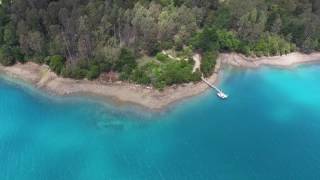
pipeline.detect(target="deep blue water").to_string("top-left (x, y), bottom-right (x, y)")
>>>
top-left (0, 65), bottom-right (320, 180)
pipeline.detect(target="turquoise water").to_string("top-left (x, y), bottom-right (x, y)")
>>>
top-left (1, 65), bottom-right (320, 180)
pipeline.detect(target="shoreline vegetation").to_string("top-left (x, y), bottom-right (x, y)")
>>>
top-left (1, 0), bottom-right (320, 109)
top-left (1, 52), bottom-right (320, 110)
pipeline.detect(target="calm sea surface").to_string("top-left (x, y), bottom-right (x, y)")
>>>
top-left (0, 65), bottom-right (320, 180)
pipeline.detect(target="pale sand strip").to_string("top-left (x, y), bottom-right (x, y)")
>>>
top-left (0, 52), bottom-right (320, 110)
top-left (219, 52), bottom-right (320, 68)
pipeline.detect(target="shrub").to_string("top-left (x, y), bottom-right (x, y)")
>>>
top-left (201, 52), bottom-right (217, 77)
top-left (48, 55), bottom-right (65, 75)
top-left (61, 67), bottom-right (73, 78)
top-left (156, 52), bottom-right (170, 62)
top-left (0, 46), bottom-right (15, 66)
top-left (11, 47), bottom-right (24, 63)
top-left (252, 34), bottom-right (294, 56)
top-left (216, 29), bottom-right (240, 51)
top-left (86, 65), bottom-right (100, 80)
top-left (161, 60), bottom-right (194, 85)
top-left (128, 58), bottom-right (200, 90)
top-left (238, 43), bottom-right (251, 56)
top-left (153, 80), bottom-right (166, 91)
top-left (131, 69), bottom-right (151, 85)
top-left (114, 48), bottom-right (137, 73)
top-left (191, 69), bottom-right (202, 82)
top-left (190, 27), bottom-right (220, 52)
top-left (99, 61), bottom-right (112, 72)
top-left (71, 67), bottom-right (88, 80)
top-left (160, 41), bottom-right (174, 50)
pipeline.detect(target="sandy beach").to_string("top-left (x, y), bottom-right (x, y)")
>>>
top-left (219, 52), bottom-right (320, 68)
top-left (1, 52), bottom-right (320, 110)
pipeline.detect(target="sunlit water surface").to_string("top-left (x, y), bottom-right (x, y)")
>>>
top-left (0, 65), bottom-right (320, 180)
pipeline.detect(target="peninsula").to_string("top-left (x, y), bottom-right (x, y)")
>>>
top-left (0, 0), bottom-right (320, 109)
top-left (1, 52), bottom-right (320, 110)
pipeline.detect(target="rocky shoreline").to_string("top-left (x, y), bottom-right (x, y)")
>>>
top-left (1, 52), bottom-right (320, 110)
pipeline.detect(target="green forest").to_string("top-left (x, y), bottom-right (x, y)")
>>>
top-left (0, 0), bottom-right (320, 88)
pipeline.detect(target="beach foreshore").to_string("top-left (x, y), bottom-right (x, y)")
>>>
top-left (1, 52), bottom-right (320, 110)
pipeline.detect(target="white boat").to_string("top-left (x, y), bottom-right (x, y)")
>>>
top-left (201, 77), bottom-right (229, 100)
top-left (217, 92), bottom-right (228, 99)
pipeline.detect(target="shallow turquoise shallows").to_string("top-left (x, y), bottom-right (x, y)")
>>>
top-left (1, 65), bottom-right (320, 180)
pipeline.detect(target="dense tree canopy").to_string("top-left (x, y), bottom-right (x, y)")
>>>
top-left (0, 0), bottom-right (319, 88)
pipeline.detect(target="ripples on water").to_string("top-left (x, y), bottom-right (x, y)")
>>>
top-left (0, 65), bottom-right (320, 180)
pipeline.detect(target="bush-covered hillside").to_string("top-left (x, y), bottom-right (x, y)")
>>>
top-left (0, 0), bottom-right (319, 87)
